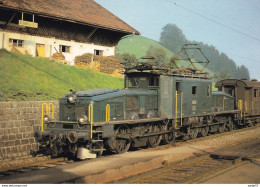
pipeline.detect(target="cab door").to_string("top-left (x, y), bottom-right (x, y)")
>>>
top-left (175, 81), bottom-right (182, 119)
top-left (159, 75), bottom-right (173, 118)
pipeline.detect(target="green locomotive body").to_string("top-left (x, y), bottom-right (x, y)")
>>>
top-left (37, 64), bottom-right (241, 159)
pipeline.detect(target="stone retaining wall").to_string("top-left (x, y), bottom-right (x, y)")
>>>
top-left (0, 101), bottom-right (59, 160)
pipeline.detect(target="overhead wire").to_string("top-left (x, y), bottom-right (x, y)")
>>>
top-left (225, 52), bottom-right (260, 63)
top-left (176, 0), bottom-right (259, 36)
top-left (124, 1), bottom-right (260, 64)
top-left (164, 0), bottom-right (260, 42)
top-left (247, 0), bottom-right (260, 11)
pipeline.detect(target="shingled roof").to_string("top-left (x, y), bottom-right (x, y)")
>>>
top-left (0, 0), bottom-right (140, 35)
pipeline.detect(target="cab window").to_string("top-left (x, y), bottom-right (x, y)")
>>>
top-left (129, 78), bottom-right (139, 87)
top-left (192, 86), bottom-right (197, 96)
top-left (176, 82), bottom-right (180, 94)
top-left (149, 77), bottom-right (159, 87)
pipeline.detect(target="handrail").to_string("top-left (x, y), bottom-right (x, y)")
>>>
top-left (106, 104), bottom-right (110, 122)
top-left (41, 102), bottom-right (54, 132)
top-left (49, 103), bottom-right (54, 120)
top-left (41, 103), bottom-right (48, 132)
top-left (181, 92), bottom-right (183, 127)
top-left (88, 104), bottom-right (93, 139)
top-left (238, 100), bottom-right (243, 118)
top-left (175, 91), bottom-right (178, 128)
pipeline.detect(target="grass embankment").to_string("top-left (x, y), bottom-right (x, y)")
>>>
top-left (0, 50), bottom-right (123, 101)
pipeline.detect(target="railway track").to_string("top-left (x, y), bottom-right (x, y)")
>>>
top-left (0, 125), bottom-right (258, 182)
top-left (113, 138), bottom-right (260, 184)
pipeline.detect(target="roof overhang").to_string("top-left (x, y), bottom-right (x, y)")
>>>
top-left (0, 0), bottom-right (140, 35)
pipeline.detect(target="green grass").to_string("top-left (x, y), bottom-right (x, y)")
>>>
top-left (0, 50), bottom-right (123, 101)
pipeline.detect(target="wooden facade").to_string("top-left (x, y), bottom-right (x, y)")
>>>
top-left (0, 8), bottom-right (127, 47)
top-left (0, 1), bottom-right (139, 60)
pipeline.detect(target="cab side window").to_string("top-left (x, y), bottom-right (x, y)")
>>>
top-left (129, 78), bottom-right (139, 87)
top-left (149, 77), bottom-right (159, 87)
top-left (192, 86), bottom-right (197, 96)
top-left (176, 82), bottom-right (180, 94)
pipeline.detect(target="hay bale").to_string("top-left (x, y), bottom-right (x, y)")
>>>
top-left (52, 52), bottom-right (65, 60)
top-left (75, 53), bottom-right (123, 76)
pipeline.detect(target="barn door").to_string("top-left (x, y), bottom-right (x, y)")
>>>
top-left (36, 44), bottom-right (46, 57)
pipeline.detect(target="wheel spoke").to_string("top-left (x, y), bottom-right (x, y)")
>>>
top-left (114, 125), bottom-right (131, 154)
top-left (163, 121), bottom-right (175, 144)
top-left (189, 128), bottom-right (198, 139)
top-left (199, 126), bottom-right (209, 137)
top-left (147, 124), bottom-right (162, 148)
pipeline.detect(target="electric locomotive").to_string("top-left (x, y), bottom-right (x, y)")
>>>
top-left (36, 58), bottom-right (240, 159)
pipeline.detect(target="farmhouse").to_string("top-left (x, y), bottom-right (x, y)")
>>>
top-left (0, 0), bottom-right (140, 63)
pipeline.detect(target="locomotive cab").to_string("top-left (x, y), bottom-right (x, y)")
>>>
top-left (125, 72), bottom-right (160, 90)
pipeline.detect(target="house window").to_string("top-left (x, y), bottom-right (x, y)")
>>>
top-left (9, 39), bottom-right (23, 47)
top-left (192, 86), bottom-right (197, 96)
top-left (59, 45), bottom-right (70, 53)
top-left (94, 49), bottom-right (103, 56)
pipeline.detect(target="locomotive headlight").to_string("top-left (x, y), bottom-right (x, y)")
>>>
top-left (43, 114), bottom-right (51, 123)
top-left (67, 94), bottom-right (77, 103)
top-left (77, 115), bottom-right (88, 125)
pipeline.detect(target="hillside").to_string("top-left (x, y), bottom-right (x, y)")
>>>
top-left (116, 35), bottom-right (214, 76)
top-left (0, 50), bottom-right (123, 101)
top-left (116, 35), bottom-right (174, 59)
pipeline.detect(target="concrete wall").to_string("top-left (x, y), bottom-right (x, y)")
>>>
top-left (0, 31), bottom-right (115, 64)
top-left (0, 101), bottom-right (59, 160)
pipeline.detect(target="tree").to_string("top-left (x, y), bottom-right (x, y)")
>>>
top-left (233, 65), bottom-right (250, 80)
top-left (213, 70), bottom-right (231, 82)
top-left (159, 24), bottom-right (188, 54)
top-left (116, 53), bottom-right (138, 68)
top-left (146, 45), bottom-right (167, 65)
